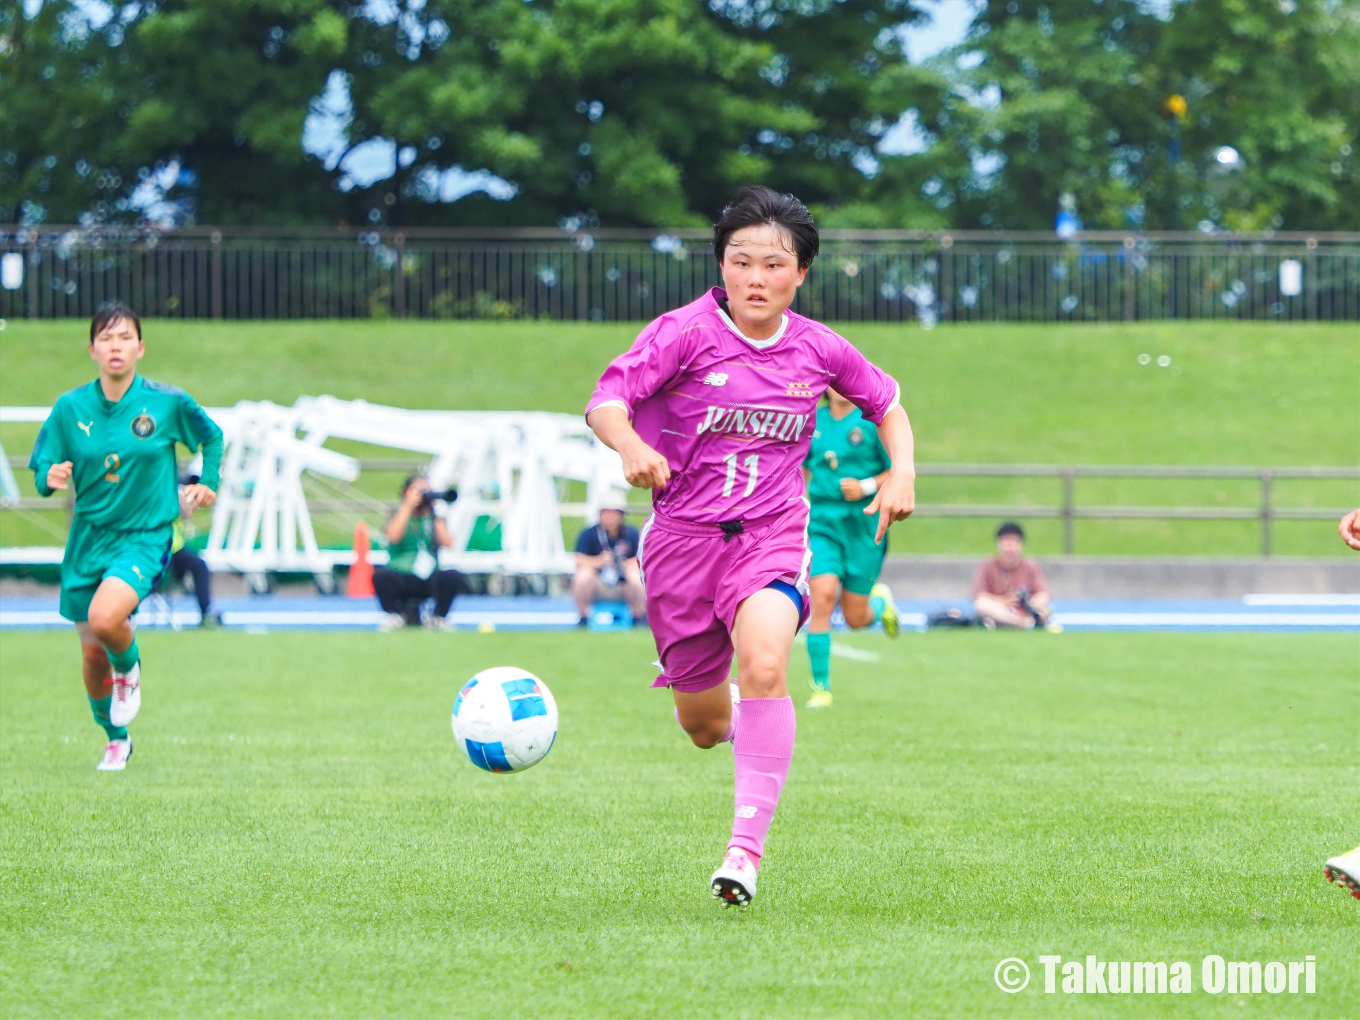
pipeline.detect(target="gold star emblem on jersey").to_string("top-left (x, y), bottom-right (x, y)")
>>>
top-left (786, 381), bottom-right (815, 397)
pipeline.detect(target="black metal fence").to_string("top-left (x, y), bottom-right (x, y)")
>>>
top-left (2, 225), bottom-right (1357, 322)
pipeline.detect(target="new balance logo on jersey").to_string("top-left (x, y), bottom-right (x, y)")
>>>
top-left (77, 421), bottom-right (93, 437)
top-left (695, 405), bottom-right (811, 442)
top-left (736, 805), bottom-right (758, 818)
top-left (702, 372), bottom-right (729, 386)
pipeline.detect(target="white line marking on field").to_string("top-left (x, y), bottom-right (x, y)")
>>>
top-left (831, 644), bottom-right (881, 662)
top-left (1054, 612), bottom-right (1360, 627)
top-left (1242, 593), bottom-right (1360, 606)
top-left (795, 633), bottom-right (881, 662)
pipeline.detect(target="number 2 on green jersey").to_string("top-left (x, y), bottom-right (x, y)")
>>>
top-left (721, 453), bottom-right (760, 498)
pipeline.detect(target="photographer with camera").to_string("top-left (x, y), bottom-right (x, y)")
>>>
top-left (572, 491), bottom-right (645, 627)
top-left (973, 522), bottom-right (1054, 630)
top-left (374, 474), bottom-right (463, 631)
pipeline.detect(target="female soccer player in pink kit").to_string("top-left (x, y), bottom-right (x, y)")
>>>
top-left (585, 186), bottom-right (917, 906)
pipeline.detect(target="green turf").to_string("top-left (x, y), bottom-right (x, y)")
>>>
top-left (2, 319), bottom-right (1356, 557)
top-left (1, 629), bottom-right (1356, 1017)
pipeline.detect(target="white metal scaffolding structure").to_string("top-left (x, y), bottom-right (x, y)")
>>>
top-left (208, 396), bottom-right (627, 578)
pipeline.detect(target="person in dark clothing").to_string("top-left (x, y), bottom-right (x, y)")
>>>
top-left (170, 465), bottom-right (220, 627)
top-left (170, 543), bottom-right (218, 627)
top-left (374, 474), bottom-right (464, 630)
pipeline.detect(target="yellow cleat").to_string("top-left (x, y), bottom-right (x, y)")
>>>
top-left (806, 689), bottom-right (833, 709)
top-left (871, 582), bottom-right (900, 638)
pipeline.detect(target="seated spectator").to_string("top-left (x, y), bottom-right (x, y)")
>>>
top-left (375, 474), bottom-right (464, 631)
top-left (973, 522), bottom-right (1053, 629)
top-left (572, 493), bottom-right (645, 627)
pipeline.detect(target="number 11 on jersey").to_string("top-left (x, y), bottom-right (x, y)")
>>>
top-left (721, 453), bottom-right (760, 498)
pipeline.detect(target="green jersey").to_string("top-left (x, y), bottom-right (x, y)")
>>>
top-left (803, 405), bottom-right (890, 517)
top-left (385, 513), bottom-right (438, 574)
top-left (29, 375), bottom-right (223, 532)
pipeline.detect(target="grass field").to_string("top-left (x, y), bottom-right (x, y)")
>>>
top-left (1, 628), bottom-right (1357, 1017)
top-left (1, 319), bottom-right (1357, 557)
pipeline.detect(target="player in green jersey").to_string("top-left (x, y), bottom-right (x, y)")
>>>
top-left (801, 389), bottom-right (903, 708)
top-left (28, 304), bottom-right (223, 771)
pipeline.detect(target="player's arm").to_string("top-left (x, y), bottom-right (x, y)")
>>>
top-left (866, 406), bottom-right (917, 540)
top-left (828, 338), bottom-right (915, 541)
top-left (587, 406), bottom-right (671, 489)
top-left (585, 322), bottom-right (687, 490)
top-left (28, 406), bottom-right (71, 497)
top-left (177, 393), bottom-right (224, 510)
top-left (839, 467), bottom-right (894, 502)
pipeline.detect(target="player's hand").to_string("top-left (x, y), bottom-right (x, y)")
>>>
top-left (47, 461), bottom-right (73, 491)
top-left (182, 483), bottom-right (216, 510)
top-left (864, 469), bottom-right (915, 543)
top-left (839, 478), bottom-right (864, 501)
top-left (1340, 509), bottom-right (1360, 551)
top-left (619, 437), bottom-right (671, 490)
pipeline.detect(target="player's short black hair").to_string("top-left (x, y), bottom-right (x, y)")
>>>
top-left (713, 185), bottom-right (819, 269)
top-left (90, 302), bottom-right (141, 344)
top-left (996, 522), bottom-right (1025, 540)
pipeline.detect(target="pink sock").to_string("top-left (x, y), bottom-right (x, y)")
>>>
top-left (721, 703), bottom-right (739, 744)
top-left (728, 696), bottom-right (796, 861)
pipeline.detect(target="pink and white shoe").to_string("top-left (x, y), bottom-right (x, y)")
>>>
top-left (711, 847), bottom-right (758, 908)
top-left (109, 661), bottom-right (141, 727)
top-left (96, 738), bottom-right (133, 772)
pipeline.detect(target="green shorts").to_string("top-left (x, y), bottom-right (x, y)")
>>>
top-left (808, 510), bottom-right (887, 595)
top-left (59, 518), bottom-right (174, 622)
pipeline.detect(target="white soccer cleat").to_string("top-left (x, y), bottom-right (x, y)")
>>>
top-left (711, 847), bottom-right (758, 908)
top-left (1325, 846), bottom-right (1360, 900)
top-left (109, 661), bottom-right (141, 727)
top-left (96, 738), bottom-right (133, 771)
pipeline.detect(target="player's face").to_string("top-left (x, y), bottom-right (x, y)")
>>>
top-left (89, 317), bottom-right (144, 378)
top-left (720, 224), bottom-right (808, 334)
top-left (826, 388), bottom-right (855, 417)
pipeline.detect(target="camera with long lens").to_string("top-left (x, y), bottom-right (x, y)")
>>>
top-left (418, 487), bottom-right (458, 508)
top-left (1015, 587), bottom-right (1045, 625)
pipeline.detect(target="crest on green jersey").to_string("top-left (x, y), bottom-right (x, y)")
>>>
top-left (848, 427), bottom-right (864, 446)
top-left (130, 410), bottom-right (156, 439)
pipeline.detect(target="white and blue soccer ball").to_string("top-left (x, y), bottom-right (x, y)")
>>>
top-left (451, 666), bottom-right (558, 773)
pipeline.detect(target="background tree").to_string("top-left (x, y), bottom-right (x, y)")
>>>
top-left (0, 0), bottom-right (359, 225)
top-left (919, 0), bottom-right (1360, 231)
top-left (3, 0), bottom-right (1356, 230)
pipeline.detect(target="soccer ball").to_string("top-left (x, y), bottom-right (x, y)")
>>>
top-left (451, 666), bottom-right (558, 773)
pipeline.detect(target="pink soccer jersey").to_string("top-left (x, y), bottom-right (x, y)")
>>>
top-left (586, 287), bottom-right (901, 524)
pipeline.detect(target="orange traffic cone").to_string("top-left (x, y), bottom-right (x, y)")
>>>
top-left (347, 521), bottom-right (375, 598)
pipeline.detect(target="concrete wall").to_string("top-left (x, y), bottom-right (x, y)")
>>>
top-left (880, 556), bottom-right (1360, 600)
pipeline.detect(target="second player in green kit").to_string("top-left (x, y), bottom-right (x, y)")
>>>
top-left (28, 304), bottom-right (223, 771)
top-left (802, 388), bottom-right (902, 708)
